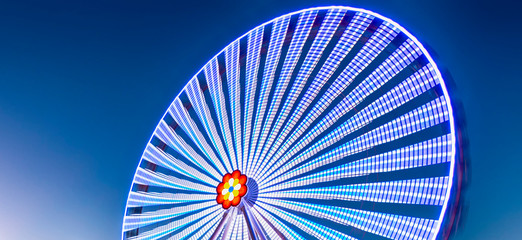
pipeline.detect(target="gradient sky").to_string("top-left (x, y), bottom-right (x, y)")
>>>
top-left (0, 0), bottom-right (521, 239)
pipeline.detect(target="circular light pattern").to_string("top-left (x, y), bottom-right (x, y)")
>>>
top-left (216, 170), bottom-right (248, 209)
top-left (122, 6), bottom-right (457, 240)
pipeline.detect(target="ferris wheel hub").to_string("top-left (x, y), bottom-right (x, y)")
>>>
top-left (216, 170), bottom-right (248, 209)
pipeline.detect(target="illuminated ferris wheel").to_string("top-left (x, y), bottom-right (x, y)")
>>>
top-left (122, 6), bottom-right (461, 240)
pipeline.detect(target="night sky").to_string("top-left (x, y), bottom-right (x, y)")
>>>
top-left (1, 0), bottom-right (521, 239)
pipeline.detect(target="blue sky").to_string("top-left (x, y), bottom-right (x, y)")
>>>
top-left (0, 0), bottom-right (521, 239)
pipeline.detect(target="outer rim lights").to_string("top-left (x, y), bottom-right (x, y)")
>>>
top-left (216, 170), bottom-right (248, 209)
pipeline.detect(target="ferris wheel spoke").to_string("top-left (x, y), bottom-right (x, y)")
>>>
top-left (264, 134), bottom-right (451, 192)
top-left (228, 213), bottom-right (251, 240)
top-left (253, 12), bottom-right (369, 167)
top-left (249, 9), bottom-right (327, 173)
top-left (197, 212), bottom-right (243, 240)
top-left (262, 196), bottom-right (442, 221)
top-left (262, 96), bottom-right (450, 188)
top-left (262, 197), bottom-right (439, 240)
top-left (260, 175), bottom-right (450, 207)
top-left (283, 121), bottom-right (450, 188)
top-left (256, 9), bottom-right (346, 174)
top-left (263, 164), bottom-right (452, 203)
top-left (185, 213), bottom-right (223, 240)
top-left (252, 13), bottom-right (373, 172)
top-left (126, 191), bottom-right (215, 208)
top-left (257, 31), bottom-right (422, 180)
top-left (256, 200), bottom-right (359, 240)
top-left (154, 121), bottom-right (224, 178)
top-left (278, 62), bottom-right (439, 172)
top-left (184, 79), bottom-right (233, 174)
top-left (166, 99), bottom-right (229, 176)
top-left (141, 146), bottom-right (218, 189)
top-left (205, 211), bottom-right (238, 240)
top-left (259, 198), bottom-right (386, 240)
top-left (224, 40), bottom-right (244, 172)
top-left (126, 205), bottom-right (223, 240)
top-left (130, 174), bottom-right (211, 195)
top-left (124, 201), bottom-right (217, 231)
top-left (125, 201), bottom-right (215, 230)
top-left (242, 204), bottom-right (270, 240)
top-left (250, 206), bottom-right (288, 239)
top-left (242, 26), bottom-right (264, 176)
top-left (251, 205), bottom-right (306, 240)
top-left (259, 36), bottom-right (419, 179)
top-left (247, 9), bottom-right (324, 168)
top-left (251, 9), bottom-right (350, 171)
top-left (254, 17), bottom-right (390, 177)
top-left (248, 16), bottom-right (291, 176)
top-left (208, 208), bottom-right (236, 240)
top-left (204, 57), bottom-right (238, 171)
top-left (142, 143), bottom-right (218, 183)
top-left (283, 96), bottom-right (449, 180)
top-left (241, 202), bottom-right (291, 240)
top-left (221, 212), bottom-right (242, 240)
top-left (253, 16), bottom-right (368, 177)
top-left (249, 14), bottom-right (302, 174)
top-left (252, 10), bottom-right (319, 176)
top-left (257, 17), bottom-right (397, 178)
top-left (133, 167), bottom-right (215, 193)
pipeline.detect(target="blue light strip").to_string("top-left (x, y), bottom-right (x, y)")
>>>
top-left (167, 99), bottom-right (225, 175)
top-left (205, 57), bottom-right (237, 171)
top-left (248, 15), bottom-right (291, 175)
top-left (252, 10), bottom-right (318, 177)
top-left (256, 9), bottom-right (348, 177)
top-left (258, 20), bottom-right (403, 181)
top-left (225, 40), bottom-right (243, 173)
top-left (242, 26), bottom-right (264, 174)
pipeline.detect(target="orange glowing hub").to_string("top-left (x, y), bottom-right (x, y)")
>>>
top-left (216, 170), bottom-right (247, 209)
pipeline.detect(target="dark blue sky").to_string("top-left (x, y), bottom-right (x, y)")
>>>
top-left (0, 0), bottom-right (520, 239)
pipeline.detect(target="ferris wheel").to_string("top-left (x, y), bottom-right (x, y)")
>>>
top-left (122, 6), bottom-right (460, 240)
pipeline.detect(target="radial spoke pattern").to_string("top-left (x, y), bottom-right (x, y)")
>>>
top-left (123, 6), bottom-right (456, 240)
